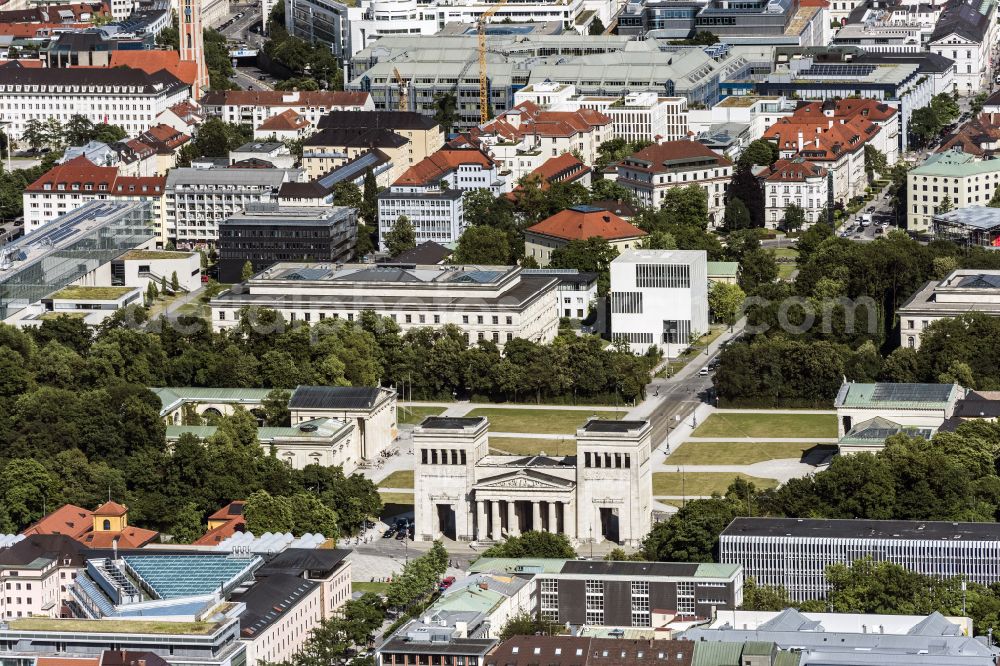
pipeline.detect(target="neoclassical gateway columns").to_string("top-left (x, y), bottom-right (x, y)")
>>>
top-left (412, 416), bottom-right (652, 547)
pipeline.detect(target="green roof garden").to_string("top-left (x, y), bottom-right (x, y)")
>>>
top-left (8, 618), bottom-right (219, 635)
top-left (49, 286), bottom-right (137, 301)
top-left (121, 249), bottom-right (197, 261)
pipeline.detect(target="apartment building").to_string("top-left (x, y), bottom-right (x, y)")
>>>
top-left (315, 110), bottom-right (443, 166)
top-left (200, 90), bottom-right (373, 128)
top-left (907, 149), bottom-right (1000, 234)
top-left (514, 82), bottom-right (690, 144)
top-left (616, 141), bottom-right (732, 225)
top-left (762, 157), bottom-right (829, 228)
top-left (165, 168), bottom-right (304, 247)
top-left (302, 127), bottom-right (409, 181)
top-left (209, 263), bottom-right (560, 347)
top-left (721, 517), bottom-right (1000, 601)
top-left (475, 101), bottom-right (611, 175)
top-left (0, 63), bottom-right (190, 142)
top-left (23, 156), bottom-right (166, 236)
top-left (929, 0), bottom-right (997, 96)
top-left (377, 147), bottom-right (507, 248)
top-left (0, 534), bottom-right (86, 619)
top-left (609, 250), bottom-right (709, 357)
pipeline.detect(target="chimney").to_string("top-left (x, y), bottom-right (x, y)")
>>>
top-left (797, 131), bottom-right (804, 152)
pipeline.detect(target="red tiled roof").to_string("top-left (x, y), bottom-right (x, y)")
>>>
top-left (166, 100), bottom-right (203, 125)
top-left (82, 527), bottom-right (158, 549)
top-left (505, 154), bottom-right (591, 202)
top-left (622, 140), bottom-right (733, 173)
top-left (38, 658), bottom-right (100, 666)
top-left (258, 109), bottom-right (310, 132)
top-left (22, 504), bottom-right (92, 538)
top-left (25, 155), bottom-right (117, 193)
top-left (763, 116), bottom-right (878, 161)
top-left (208, 500), bottom-right (246, 521)
top-left (108, 50), bottom-right (198, 87)
top-left (394, 147), bottom-right (494, 186)
top-left (0, 22), bottom-right (86, 36)
top-left (94, 501), bottom-right (128, 517)
top-left (764, 157), bottom-right (828, 181)
top-left (202, 89), bottom-right (370, 108)
top-left (526, 206), bottom-right (647, 242)
top-left (478, 101), bottom-right (611, 141)
top-left (26, 156), bottom-right (167, 196)
top-left (111, 176), bottom-right (165, 195)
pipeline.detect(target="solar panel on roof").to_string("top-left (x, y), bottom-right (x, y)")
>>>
top-left (801, 64), bottom-right (877, 78)
top-left (871, 383), bottom-right (952, 403)
top-left (123, 554), bottom-right (260, 599)
top-left (317, 151), bottom-right (382, 189)
top-left (452, 270), bottom-right (503, 283)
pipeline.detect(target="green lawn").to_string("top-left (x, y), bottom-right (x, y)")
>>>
top-left (778, 263), bottom-right (797, 280)
top-left (666, 441), bottom-right (817, 465)
top-left (9, 618), bottom-right (215, 634)
top-left (692, 413), bottom-right (837, 439)
top-left (377, 470), bottom-right (414, 489)
top-left (771, 248), bottom-right (799, 260)
top-left (652, 472), bottom-right (778, 496)
top-left (398, 405), bottom-right (445, 426)
top-left (353, 581), bottom-right (390, 595)
top-left (378, 491), bottom-right (414, 507)
top-left (464, 408), bottom-right (623, 434)
top-left (51, 285), bottom-right (136, 300)
top-left (489, 437), bottom-right (577, 456)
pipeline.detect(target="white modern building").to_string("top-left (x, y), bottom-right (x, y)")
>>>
top-left (413, 416), bottom-right (652, 547)
top-left (209, 263), bottom-right (560, 347)
top-left (834, 381), bottom-right (963, 439)
top-left (898, 270), bottom-right (1000, 349)
top-left (165, 167), bottom-right (305, 247)
top-left (0, 63), bottom-right (190, 142)
top-left (609, 250), bottom-right (709, 357)
top-left (721, 517), bottom-right (1000, 601)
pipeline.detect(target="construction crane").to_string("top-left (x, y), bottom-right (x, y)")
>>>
top-left (478, 0), bottom-right (510, 124)
top-left (393, 67), bottom-right (409, 111)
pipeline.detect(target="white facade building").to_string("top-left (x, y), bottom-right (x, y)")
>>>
top-left (413, 416), bottom-right (652, 547)
top-left (514, 83), bottom-right (689, 144)
top-left (164, 167), bottom-right (304, 246)
top-left (0, 64), bottom-right (190, 142)
top-left (377, 147), bottom-right (508, 249)
top-left (721, 516), bottom-right (1000, 601)
top-left (898, 270), bottom-right (1000, 349)
top-left (906, 149), bottom-right (1000, 234)
top-left (616, 140), bottom-right (733, 225)
top-left (928, 0), bottom-right (997, 96)
top-left (762, 157), bottom-right (830, 228)
top-left (209, 263), bottom-right (560, 348)
top-left (609, 250), bottom-right (709, 357)
top-left (200, 89), bottom-right (373, 128)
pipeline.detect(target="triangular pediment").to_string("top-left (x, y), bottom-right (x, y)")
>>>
top-left (474, 469), bottom-right (574, 491)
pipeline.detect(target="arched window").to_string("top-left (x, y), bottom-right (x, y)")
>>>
top-left (102, 519), bottom-right (111, 530)
top-left (907, 336), bottom-right (915, 348)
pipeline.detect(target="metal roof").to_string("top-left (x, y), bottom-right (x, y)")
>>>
top-left (835, 382), bottom-right (962, 410)
top-left (288, 385), bottom-right (384, 410)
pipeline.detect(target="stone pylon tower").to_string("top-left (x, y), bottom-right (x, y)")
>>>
top-left (179, 0), bottom-right (209, 99)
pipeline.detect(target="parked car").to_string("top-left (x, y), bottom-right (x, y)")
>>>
top-left (395, 530), bottom-right (407, 540)
top-left (439, 576), bottom-right (456, 591)
top-left (382, 528), bottom-right (395, 538)
top-left (698, 366), bottom-right (709, 377)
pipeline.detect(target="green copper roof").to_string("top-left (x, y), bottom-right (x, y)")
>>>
top-left (166, 418), bottom-right (349, 442)
top-left (692, 641), bottom-right (743, 666)
top-left (153, 387), bottom-right (277, 416)
top-left (774, 652), bottom-right (802, 666)
top-left (468, 558), bottom-right (568, 574)
top-left (694, 563), bottom-right (742, 578)
top-left (707, 261), bottom-right (739, 278)
top-left (741, 642), bottom-right (775, 656)
top-left (910, 149), bottom-right (1000, 178)
top-left (838, 416), bottom-right (934, 446)
top-left (431, 587), bottom-right (506, 615)
top-left (834, 382), bottom-right (961, 410)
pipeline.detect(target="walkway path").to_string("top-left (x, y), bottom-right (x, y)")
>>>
top-left (684, 437), bottom-right (838, 443)
top-left (655, 459), bottom-right (817, 483)
top-left (713, 408), bottom-right (836, 415)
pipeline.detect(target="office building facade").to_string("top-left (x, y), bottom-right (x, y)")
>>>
top-left (721, 517), bottom-right (1000, 601)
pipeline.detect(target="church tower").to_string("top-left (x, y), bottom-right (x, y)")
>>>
top-left (179, 0), bottom-right (209, 99)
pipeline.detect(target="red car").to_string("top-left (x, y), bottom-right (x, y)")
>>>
top-left (439, 576), bottom-right (455, 591)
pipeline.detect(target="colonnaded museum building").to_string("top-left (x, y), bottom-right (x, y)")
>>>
top-left (413, 416), bottom-right (653, 547)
